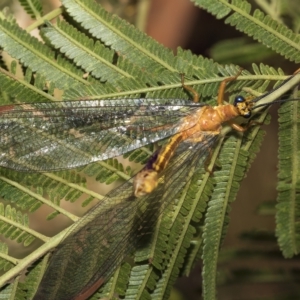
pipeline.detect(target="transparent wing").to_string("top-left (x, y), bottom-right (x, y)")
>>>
top-left (33, 130), bottom-right (218, 300)
top-left (0, 99), bottom-right (202, 171)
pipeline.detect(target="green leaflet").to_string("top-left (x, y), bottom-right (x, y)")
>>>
top-left (42, 20), bottom-right (139, 84)
top-left (61, 0), bottom-right (178, 84)
top-left (276, 92), bottom-right (300, 257)
top-left (0, 16), bottom-right (87, 89)
top-left (0, 242), bottom-right (15, 272)
top-left (19, 0), bottom-right (42, 20)
top-left (202, 120), bottom-right (267, 300)
top-left (191, 0), bottom-right (300, 63)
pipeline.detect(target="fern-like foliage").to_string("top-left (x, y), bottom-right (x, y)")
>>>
top-left (276, 90), bottom-right (300, 258)
top-left (0, 0), bottom-right (298, 300)
top-left (192, 0), bottom-right (300, 62)
top-left (19, 0), bottom-right (42, 20)
top-left (0, 14), bottom-right (87, 90)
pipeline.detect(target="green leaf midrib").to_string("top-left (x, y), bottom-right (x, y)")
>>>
top-left (287, 98), bottom-right (299, 253)
top-left (0, 67), bottom-right (57, 102)
top-left (0, 227), bottom-right (69, 287)
top-left (66, 73), bottom-right (291, 100)
top-left (0, 176), bottom-right (77, 221)
top-left (202, 136), bottom-right (243, 300)
top-left (50, 21), bottom-right (133, 79)
top-left (69, 0), bottom-right (177, 72)
top-left (0, 250), bottom-right (19, 265)
top-left (0, 19), bottom-right (88, 85)
top-left (223, 0), bottom-right (300, 51)
top-left (157, 169), bottom-right (211, 298)
top-left (0, 212), bottom-right (48, 242)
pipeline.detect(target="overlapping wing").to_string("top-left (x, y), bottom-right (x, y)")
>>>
top-left (0, 99), bottom-right (201, 171)
top-left (33, 130), bottom-right (218, 300)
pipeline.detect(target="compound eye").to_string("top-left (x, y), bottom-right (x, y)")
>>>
top-left (234, 95), bottom-right (245, 106)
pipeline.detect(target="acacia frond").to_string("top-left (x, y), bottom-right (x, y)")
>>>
top-left (19, 0), bottom-right (42, 20)
top-left (276, 93), bottom-right (300, 257)
top-left (192, 0), bottom-right (300, 62)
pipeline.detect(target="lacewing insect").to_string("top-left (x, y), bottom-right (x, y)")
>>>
top-left (1, 70), bottom-right (299, 300)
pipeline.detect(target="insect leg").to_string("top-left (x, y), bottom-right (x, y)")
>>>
top-left (180, 69), bottom-right (243, 104)
top-left (229, 120), bottom-right (264, 132)
top-left (293, 68), bottom-right (300, 75)
top-left (217, 68), bottom-right (243, 105)
top-left (180, 74), bottom-right (200, 103)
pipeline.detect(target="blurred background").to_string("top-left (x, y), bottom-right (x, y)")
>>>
top-left (1, 0), bottom-right (300, 299)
